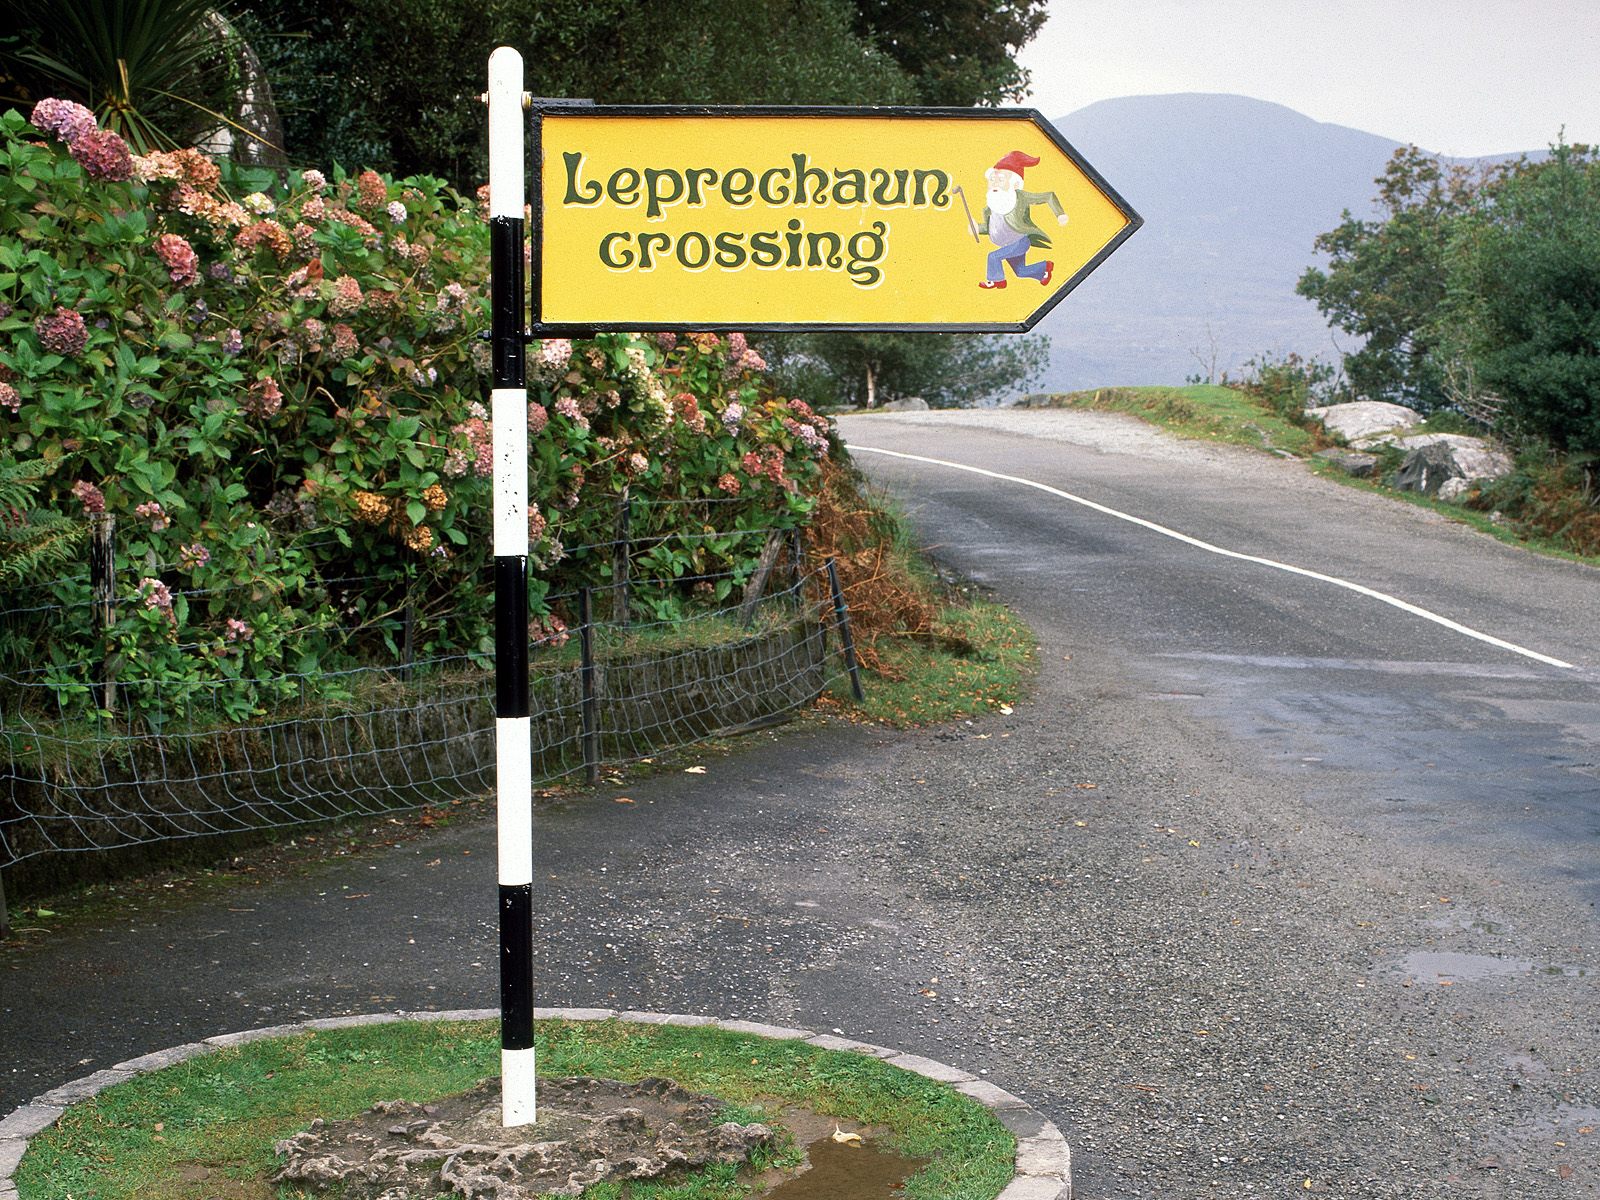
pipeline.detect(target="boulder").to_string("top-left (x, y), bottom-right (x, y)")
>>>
top-left (1312, 447), bottom-right (1379, 478)
top-left (1393, 434), bottom-right (1514, 499)
top-left (879, 396), bottom-right (930, 412)
top-left (1306, 401), bottom-right (1422, 443)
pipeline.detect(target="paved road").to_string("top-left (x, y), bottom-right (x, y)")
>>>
top-left (4, 409), bottom-right (1598, 1198)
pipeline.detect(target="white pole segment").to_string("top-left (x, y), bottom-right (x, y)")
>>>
top-left (491, 387), bottom-right (528, 556)
top-left (496, 716), bottom-right (534, 881)
top-left (488, 48), bottom-right (527, 220)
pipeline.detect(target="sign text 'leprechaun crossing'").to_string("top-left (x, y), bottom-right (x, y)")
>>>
top-left (535, 107), bottom-right (1141, 333)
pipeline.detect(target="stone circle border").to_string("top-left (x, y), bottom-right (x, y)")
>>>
top-left (0, 1008), bottom-right (1071, 1200)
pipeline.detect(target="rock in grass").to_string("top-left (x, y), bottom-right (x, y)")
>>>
top-left (1393, 435), bottom-right (1514, 499)
top-left (273, 1076), bottom-right (773, 1199)
top-left (1313, 447), bottom-right (1380, 478)
top-left (1306, 401), bottom-right (1422, 443)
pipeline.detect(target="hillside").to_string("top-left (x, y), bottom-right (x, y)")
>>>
top-left (1034, 93), bottom-right (1533, 393)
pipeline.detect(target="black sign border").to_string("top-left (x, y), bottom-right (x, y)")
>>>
top-left (529, 103), bottom-right (1143, 336)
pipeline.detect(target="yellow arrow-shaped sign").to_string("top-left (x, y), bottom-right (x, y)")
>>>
top-left (535, 106), bottom-right (1141, 332)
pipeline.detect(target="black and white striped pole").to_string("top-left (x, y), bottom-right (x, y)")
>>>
top-left (487, 45), bottom-right (535, 1128)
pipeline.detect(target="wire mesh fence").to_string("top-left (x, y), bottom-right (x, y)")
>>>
top-left (0, 519), bottom-right (854, 890)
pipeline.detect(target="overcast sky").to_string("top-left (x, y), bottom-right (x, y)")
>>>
top-left (1017, 0), bottom-right (1600, 157)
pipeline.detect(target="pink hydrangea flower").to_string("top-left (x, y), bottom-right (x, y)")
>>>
top-left (739, 348), bottom-right (767, 371)
top-left (30, 98), bottom-right (97, 144)
top-left (386, 200), bottom-right (407, 224)
top-left (356, 169), bottom-right (387, 209)
top-left (717, 472), bottom-right (741, 495)
top-left (528, 401), bottom-right (548, 435)
top-left (140, 577), bottom-right (174, 612)
top-left (179, 543), bottom-right (210, 571)
top-left (328, 275), bottom-right (363, 317)
top-left (727, 332), bottom-right (748, 358)
top-left (244, 377), bottom-right (283, 418)
top-left (225, 617), bottom-right (254, 642)
top-left (71, 480), bottom-right (106, 514)
top-left (627, 452), bottom-right (650, 476)
top-left (70, 129), bottom-right (134, 181)
top-left (36, 307), bottom-right (88, 357)
top-left (554, 395), bottom-right (582, 420)
top-left (721, 402), bottom-right (744, 432)
top-left (0, 381), bottom-right (20, 413)
top-left (154, 233), bottom-right (199, 287)
top-left (301, 168), bottom-right (327, 194)
top-left (536, 338), bottom-right (573, 371)
top-left (330, 324), bottom-right (359, 359)
top-left (135, 500), bottom-right (170, 531)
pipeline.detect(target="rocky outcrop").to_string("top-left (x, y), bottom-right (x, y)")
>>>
top-left (1306, 401), bottom-right (1422, 443)
top-left (1393, 435), bottom-right (1514, 500)
top-left (273, 1076), bottom-right (774, 1200)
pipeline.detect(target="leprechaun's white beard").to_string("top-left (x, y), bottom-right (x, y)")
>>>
top-left (987, 187), bottom-right (1019, 216)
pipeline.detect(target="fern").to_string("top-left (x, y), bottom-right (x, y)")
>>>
top-left (0, 459), bottom-right (84, 588)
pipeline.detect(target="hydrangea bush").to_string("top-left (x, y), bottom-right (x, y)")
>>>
top-left (0, 103), bottom-right (832, 725)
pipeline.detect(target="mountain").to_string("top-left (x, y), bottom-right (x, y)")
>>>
top-left (1033, 93), bottom-right (1525, 392)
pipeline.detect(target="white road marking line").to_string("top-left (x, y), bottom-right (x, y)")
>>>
top-left (851, 444), bottom-right (1576, 671)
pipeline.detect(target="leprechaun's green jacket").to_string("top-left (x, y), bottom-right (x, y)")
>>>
top-left (978, 190), bottom-right (1067, 249)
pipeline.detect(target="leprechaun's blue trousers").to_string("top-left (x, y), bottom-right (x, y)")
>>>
top-left (988, 235), bottom-right (1047, 283)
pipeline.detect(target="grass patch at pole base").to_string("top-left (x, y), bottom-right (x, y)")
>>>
top-left (16, 1018), bottom-right (1016, 1200)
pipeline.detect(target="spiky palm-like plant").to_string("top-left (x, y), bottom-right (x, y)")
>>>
top-left (0, 0), bottom-right (273, 154)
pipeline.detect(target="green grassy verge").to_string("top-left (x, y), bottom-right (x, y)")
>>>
top-left (829, 598), bottom-right (1036, 726)
top-left (17, 1019), bottom-right (1015, 1200)
top-left (1032, 386), bottom-right (1600, 566)
top-left (817, 467), bottom-right (1037, 727)
top-left (1030, 385), bottom-right (1323, 455)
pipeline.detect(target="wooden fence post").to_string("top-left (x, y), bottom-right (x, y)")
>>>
top-left (613, 488), bottom-right (631, 627)
top-left (90, 512), bottom-right (117, 714)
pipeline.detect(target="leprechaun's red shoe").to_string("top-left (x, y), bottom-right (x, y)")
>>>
top-left (979, 279), bottom-right (1006, 289)
top-left (1040, 260), bottom-right (1055, 286)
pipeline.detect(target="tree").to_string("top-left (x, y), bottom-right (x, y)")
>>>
top-left (1463, 143), bottom-right (1600, 455)
top-left (851, 0), bottom-right (1049, 106)
top-left (242, 0), bottom-right (917, 187)
top-left (764, 331), bottom-right (1047, 408)
top-left (1297, 147), bottom-right (1512, 411)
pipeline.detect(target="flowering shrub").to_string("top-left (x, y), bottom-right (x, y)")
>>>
top-left (0, 103), bottom-right (834, 725)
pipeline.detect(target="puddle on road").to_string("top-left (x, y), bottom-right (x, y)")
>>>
top-left (763, 1135), bottom-right (929, 1199)
top-left (1398, 951), bottom-right (1587, 982)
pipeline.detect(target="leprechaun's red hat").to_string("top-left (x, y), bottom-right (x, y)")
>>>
top-left (990, 150), bottom-right (1041, 183)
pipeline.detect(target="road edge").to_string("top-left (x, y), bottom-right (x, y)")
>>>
top-left (0, 1008), bottom-right (1071, 1200)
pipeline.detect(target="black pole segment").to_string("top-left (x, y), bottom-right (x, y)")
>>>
top-left (490, 215), bottom-right (525, 388)
top-left (499, 883), bottom-right (534, 1048)
top-left (826, 557), bottom-right (865, 702)
top-left (579, 587), bottom-right (599, 783)
top-left (495, 556), bottom-right (530, 719)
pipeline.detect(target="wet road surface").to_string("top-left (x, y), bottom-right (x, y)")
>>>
top-left (4, 409), bottom-right (1598, 1197)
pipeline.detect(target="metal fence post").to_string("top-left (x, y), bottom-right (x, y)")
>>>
top-left (825, 557), bottom-right (865, 701)
top-left (579, 586), bottom-right (600, 783)
top-left (90, 511), bottom-right (116, 714)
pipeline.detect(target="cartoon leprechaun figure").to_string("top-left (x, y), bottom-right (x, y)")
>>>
top-left (962, 150), bottom-right (1069, 289)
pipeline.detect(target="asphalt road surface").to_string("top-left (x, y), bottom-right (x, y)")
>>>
top-left (4, 408), bottom-right (1598, 1198)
